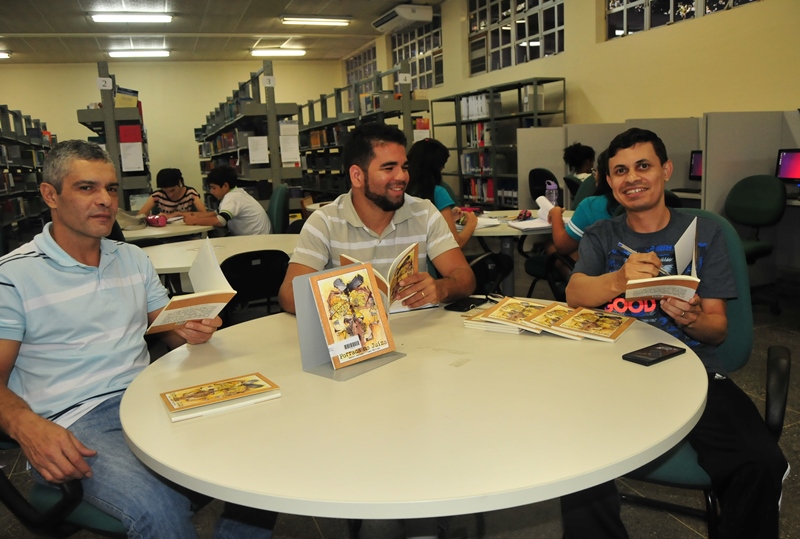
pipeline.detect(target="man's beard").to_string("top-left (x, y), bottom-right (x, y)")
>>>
top-left (364, 173), bottom-right (405, 211)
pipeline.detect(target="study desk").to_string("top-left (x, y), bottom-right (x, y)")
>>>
top-left (121, 307), bottom-right (707, 520)
top-left (141, 235), bottom-right (298, 275)
top-left (123, 223), bottom-right (215, 244)
top-left (473, 210), bottom-right (574, 295)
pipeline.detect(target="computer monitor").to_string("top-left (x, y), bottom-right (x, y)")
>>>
top-left (689, 150), bottom-right (702, 182)
top-left (775, 149), bottom-right (800, 184)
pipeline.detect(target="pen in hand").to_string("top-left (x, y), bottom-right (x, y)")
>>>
top-left (617, 242), bottom-right (670, 276)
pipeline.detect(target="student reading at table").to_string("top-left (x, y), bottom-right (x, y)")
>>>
top-left (0, 140), bottom-right (276, 538)
top-left (184, 165), bottom-right (271, 235)
top-left (560, 128), bottom-right (788, 539)
top-left (279, 123), bottom-right (474, 314)
top-left (136, 167), bottom-right (205, 218)
top-left (406, 137), bottom-right (478, 248)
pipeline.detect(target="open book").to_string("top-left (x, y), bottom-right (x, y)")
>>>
top-left (146, 239), bottom-right (236, 334)
top-left (507, 196), bottom-right (570, 232)
top-left (340, 243), bottom-right (423, 313)
top-left (309, 263), bottom-right (396, 370)
top-left (160, 373), bottom-right (280, 422)
top-left (625, 217), bottom-right (700, 302)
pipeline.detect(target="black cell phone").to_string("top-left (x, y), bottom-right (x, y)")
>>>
top-left (444, 296), bottom-right (488, 312)
top-left (622, 343), bottom-right (686, 366)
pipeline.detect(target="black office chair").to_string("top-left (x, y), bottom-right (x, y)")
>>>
top-left (220, 250), bottom-right (290, 325)
top-left (469, 252), bottom-right (514, 295)
top-left (287, 218), bottom-right (306, 234)
top-left (528, 168), bottom-right (563, 207)
top-left (0, 433), bottom-right (127, 538)
top-left (563, 175), bottom-right (582, 204)
top-left (620, 208), bottom-right (792, 537)
top-left (723, 174), bottom-right (785, 315)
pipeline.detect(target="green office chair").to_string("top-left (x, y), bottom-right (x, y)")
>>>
top-left (0, 434), bottom-right (127, 537)
top-left (723, 174), bottom-right (786, 315)
top-left (563, 175), bottom-right (582, 203)
top-left (267, 183), bottom-right (289, 234)
top-left (620, 208), bottom-right (792, 538)
top-left (571, 175), bottom-right (597, 209)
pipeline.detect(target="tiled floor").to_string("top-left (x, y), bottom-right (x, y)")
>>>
top-left (2, 243), bottom-right (799, 538)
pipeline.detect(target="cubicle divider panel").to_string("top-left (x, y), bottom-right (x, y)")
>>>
top-left (625, 118), bottom-right (700, 193)
top-left (516, 126), bottom-right (565, 210)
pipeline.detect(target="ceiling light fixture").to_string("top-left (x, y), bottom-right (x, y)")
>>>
top-left (251, 49), bottom-right (307, 57)
top-left (0, 52), bottom-right (11, 59)
top-left (92, 13), bottom-right (173, 23)
top-left (108, 50), bottom-right (170, 58)
top-left (280, 16), bottom-right (350, 26)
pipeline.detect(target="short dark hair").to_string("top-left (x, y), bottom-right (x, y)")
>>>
top-left (606, 128), bottom-right (669, 165)
top-left (156, 168), bottom-right (183, 188)
top-left (207, 165), bottom-right (238, 189)
top-left (43, 140), bottom-right (113, 194)
top-left (562, 142), bottom-right (595, 172)
top-left (342, 123), bottom-right (407, 172)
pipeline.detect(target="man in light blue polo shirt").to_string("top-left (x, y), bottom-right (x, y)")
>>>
top-left (279, 123), bottom-right (475, 313)
top-left (0, 140), bottom-right (274, 538)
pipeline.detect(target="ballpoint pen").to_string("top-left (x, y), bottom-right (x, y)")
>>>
top-left (617, 242), bottom-right (670, 276)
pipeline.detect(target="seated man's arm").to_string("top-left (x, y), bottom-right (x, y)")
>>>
top-left (148, 309), bottom-right (222, 351)
top-left (183, 211), bottom-right (225, 227)
top-left (278, 262), bottom-right (318, 314)
top-left (398, 247), bottom-right (475, 309)
top-left (0, 339), bottom-right (96, 483)
top-left (660, 296), bottom-right (728, 346)
top-left (567, 251), bottom-right (664, 308)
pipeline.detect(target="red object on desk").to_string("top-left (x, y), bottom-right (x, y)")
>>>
top-left (460, 206), bottom-right (483, 215)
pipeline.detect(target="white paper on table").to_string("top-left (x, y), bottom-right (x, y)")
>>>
top-left (457, 216), bottom-right (500, 231)
top-left (119, 142), bottom-right (144, 172)
top-left (248, 136), bottom-right (270, 164)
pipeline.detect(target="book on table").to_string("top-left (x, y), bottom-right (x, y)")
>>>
top-left (146, 239), bottom-right (236, 334)
top-left (309, 263), bottom-right (396, 370)
top-left (340, 243), bottom-right (427, 314)
top-left (463, 310), bottom-right (522, 334)
top-left (160, 373), bottom-right (281, 422)
top-left (551, 307), bottom-right (635, 343)
top-left (625, 217), bottom-right (700, 302)
top-left (474, 296), bottom-right (549, 333)
top-left (522, 303), bottom-right (583, 340)
top-left (506, 196), bottom-right (571, 232)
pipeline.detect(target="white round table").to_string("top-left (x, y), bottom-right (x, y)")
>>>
top-left (123, 223), bottom-right (215, 243)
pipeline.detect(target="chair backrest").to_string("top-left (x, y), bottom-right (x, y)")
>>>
top-left (528, 168), bottom-right (562, 206)
top-left (563, 175), bottom-right (582, 199)
top-left (300, 195), bottom-right (314, 219)
top-left (220, 250), bottom-right (290, 310)
top-left (664, 189), bottom-right (683, 208)
top-left (572, 176), bottom-right (597, 208)
top-left (440, 181), bottom-right (458, 205)
top-left (469, 252), bottom-right (514, 295)
top-left (287, 218), bottom-right (306, 234)
top-left (267, 183), bottom-right (289, 234)
top-left (678, 209), bottom-right (753, 373)
top-left (724, 175), bottom-right (786, 228)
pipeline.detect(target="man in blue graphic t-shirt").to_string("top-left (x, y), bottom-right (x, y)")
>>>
top-left (559, 128), bottom-right (788, 539)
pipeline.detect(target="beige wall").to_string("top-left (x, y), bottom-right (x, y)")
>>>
top-left (0, 60), bottom-right (343, 192)
top-left (432, 0), bottom-right (800, 124)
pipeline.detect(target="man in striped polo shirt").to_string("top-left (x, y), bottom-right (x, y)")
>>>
top-left (279, 123), bottom-right (475, 314)
top-left (0, 140), bottom-right (274, 537)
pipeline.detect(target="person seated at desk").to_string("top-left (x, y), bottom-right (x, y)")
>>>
top-left (560, 128), bottom-right (788, 539)
top-left (406, 137), bottom-right (478, 248)
top-left (0, 140), bottom-right (275, 538)
top-left (564, 142), bottom-right (596, 181)
top-left (183, 165), bottom-right (271, 235)
top-left (278, 123), bottom-right (475, 315)
top-left (136, 167), bottom-right (205, 218)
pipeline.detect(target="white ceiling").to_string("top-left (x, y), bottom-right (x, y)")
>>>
top-left (0, 0), bottom-right (441, 64)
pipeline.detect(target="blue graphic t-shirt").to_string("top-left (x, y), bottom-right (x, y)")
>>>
top-left (574, 210), bottom-right (736, 373)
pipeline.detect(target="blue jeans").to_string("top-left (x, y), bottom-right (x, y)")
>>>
top-left (32, 394), bottom-right (275, 539)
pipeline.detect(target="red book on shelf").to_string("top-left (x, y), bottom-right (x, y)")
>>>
top-left (118, 125), bottom-right (142, 143)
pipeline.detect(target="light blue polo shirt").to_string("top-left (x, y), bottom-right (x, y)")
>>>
top-left (0, 223), bottom-right (170, 422)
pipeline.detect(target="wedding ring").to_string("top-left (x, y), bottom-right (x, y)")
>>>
top-left (421, 291), bottom-right (425, 298)
top-left (681, 310), bottom-right (685, 317)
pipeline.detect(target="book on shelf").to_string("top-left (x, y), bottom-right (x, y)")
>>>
top-left (551, 307), bottom-right (635, 343)
top-left (308, 263), bottom-right (396, 369)
top-left (160, 372), bottom-right (281, 422)
top-left (146, 239), bottom-right (237, 334)
top-left (625, 217), bottom-right (700, 302)
top-left (340, 243), bottom-right (423, 314)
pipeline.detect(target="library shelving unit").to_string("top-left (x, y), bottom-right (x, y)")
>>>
top-left (0, 104), bottom-right (56, 255)
top-left (76, 62), bottom-right (151, 211)
top-left (431, 77), bottom-right (566, 209)
top-left (297, 61), bottom-right (428, 198)
top-left (194, 60), bottom-right (301, 210)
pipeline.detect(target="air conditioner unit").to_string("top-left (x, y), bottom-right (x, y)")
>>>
top-left (372, 4), bottom-right (433, 34)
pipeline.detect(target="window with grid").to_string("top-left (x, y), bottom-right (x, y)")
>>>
top-left (345, 46), bottom-right (377, 111)
top-left (391, 12), bottom-right (443, 91)
top-left (467, 0), bottom-right (565, 76)
top-left (607, 0), bottom-right (758, 40)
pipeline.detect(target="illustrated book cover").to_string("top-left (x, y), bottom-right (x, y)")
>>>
top-left (309, 263), bottom-right (396, 369)
top-left (340, 243), bottom-right (424, 313)
top-left (625, 217), bottom-right (700, 302)
top-left (463, 309), bottom-right (522, 334)
top-left (551, 307), bottom-right (635, 343)
top-left (522, 303), bottom-right (583, 340)
top-left (477, 296), bottom-right (549, 333)
top-left (160, 372), bottom-right (280, 422)
top-left (146, 239), bottom-right (236, 334)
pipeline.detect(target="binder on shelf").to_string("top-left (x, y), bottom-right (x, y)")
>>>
top-left (118, 124), bottom-right (143, 143)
